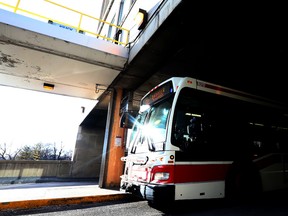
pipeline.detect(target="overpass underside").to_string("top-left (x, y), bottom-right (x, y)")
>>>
top-left (0, 9), bottom-right (128, 100)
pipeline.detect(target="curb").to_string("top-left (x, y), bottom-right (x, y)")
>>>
top-left (0, 193), bottom-right (131, 211)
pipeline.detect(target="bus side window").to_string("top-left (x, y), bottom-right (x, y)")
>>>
top-left (174, 110), bottom-right (187, 141)
top-left (187, 117), bottom-right (202, 142)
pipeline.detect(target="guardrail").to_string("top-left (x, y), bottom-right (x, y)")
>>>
top-left (0, 0), bottom-right (130, 46)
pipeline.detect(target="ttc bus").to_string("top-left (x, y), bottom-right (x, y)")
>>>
top-left (120, 77), bottom-right (288, 204)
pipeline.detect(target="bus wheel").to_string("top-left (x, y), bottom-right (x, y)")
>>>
top-left (225, 161), bottom-right (262, 201)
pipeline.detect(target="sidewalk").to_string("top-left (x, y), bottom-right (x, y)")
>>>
top-left (0, 182), bottom-right (132, 211)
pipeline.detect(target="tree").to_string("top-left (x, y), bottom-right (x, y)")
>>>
top-left (18, 145), bottom-right (33, 160)
top-left (1, 141), bottom-right (72, 161)
top-left (0, 143), bottom-right (21, 160)
top-left (16, 142), bottom-right (72, 161)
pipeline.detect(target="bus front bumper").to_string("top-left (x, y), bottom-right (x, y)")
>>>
top-left (124, 183), bottom-right (175, 203)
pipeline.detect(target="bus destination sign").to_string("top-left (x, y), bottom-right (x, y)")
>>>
top-left (141, 81), bottom-right (173, 106)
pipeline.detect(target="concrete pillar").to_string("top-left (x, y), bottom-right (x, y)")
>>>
top-left (72, 126), bottom-right (105, 179)
top-left (102, 88), bottom-right (125, 188)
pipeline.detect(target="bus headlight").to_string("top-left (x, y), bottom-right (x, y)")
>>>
top-left (153, 172), bottom-right (170, 181)
top-left (150, 165), bottom-right (173, 183)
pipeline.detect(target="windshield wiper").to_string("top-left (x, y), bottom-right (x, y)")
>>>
top-left (147, 136), bottom-right (155, 151)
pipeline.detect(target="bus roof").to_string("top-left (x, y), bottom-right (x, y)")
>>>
top-left (140, 77), bottom-right (287, 111)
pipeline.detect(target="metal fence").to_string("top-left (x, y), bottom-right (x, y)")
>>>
top-left (0, 0), bottom-right (130, 46)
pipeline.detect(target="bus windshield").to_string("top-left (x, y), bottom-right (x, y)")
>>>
top-left (130, 96), bottom-right (173, 153)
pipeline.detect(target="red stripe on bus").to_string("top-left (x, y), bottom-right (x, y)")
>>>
top-left (173, 164), bottom-right (231, 183)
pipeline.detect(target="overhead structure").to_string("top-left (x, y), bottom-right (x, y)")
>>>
top-left (0, 9), bottom-right (128, 100)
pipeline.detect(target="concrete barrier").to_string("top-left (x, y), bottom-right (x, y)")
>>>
top-left (0, 160), bottom-right (96, 184)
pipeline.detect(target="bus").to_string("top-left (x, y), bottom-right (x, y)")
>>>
top-left (120, 77), bottom-right (288, 204)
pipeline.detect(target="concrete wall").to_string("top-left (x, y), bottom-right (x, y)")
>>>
top-left (0, 160), bottom-right (73, 184)
top-left (71, 126), bottom-right (104, 178)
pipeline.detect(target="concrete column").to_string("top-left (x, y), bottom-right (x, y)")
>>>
top-left (104, 88), bottom-right (125, 188)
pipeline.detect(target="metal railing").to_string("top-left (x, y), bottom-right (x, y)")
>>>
top-left (0, 0), bottom-right (130, 46)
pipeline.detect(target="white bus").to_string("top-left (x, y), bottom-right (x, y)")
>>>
top-left (120, 77), bottom-right (288, 204)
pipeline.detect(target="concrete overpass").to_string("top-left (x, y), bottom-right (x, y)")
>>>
top-left (0, 9), bottom-right (127, 101)
top-left (1, 0), bottom-right (287, 188)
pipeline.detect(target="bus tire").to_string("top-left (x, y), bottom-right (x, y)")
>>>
top-left (225, 160), bottom-right (262, 201)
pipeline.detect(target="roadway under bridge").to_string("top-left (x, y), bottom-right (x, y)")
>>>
top-left (0, 0), bottom-right (287, 188)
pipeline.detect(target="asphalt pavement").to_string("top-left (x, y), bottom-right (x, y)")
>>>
top-left (0, 181), bottom-right (132, 211)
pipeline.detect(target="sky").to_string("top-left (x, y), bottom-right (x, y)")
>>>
top-left (1, 0), bottom-right (102, 15)
top-left (0, 0), bottom-right (103, 33)
top-left (0, 85), bottom-right (97, 152)
top-left (0, 0), bottom-right (101, 153)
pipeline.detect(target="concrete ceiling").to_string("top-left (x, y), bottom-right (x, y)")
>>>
top-left (0, 43), bottom-right (120, 99)
top-left (110, 0), bottom-right (288, 108)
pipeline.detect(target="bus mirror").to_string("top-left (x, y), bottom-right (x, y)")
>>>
top-left (120, 111), bottom-right (136, 128)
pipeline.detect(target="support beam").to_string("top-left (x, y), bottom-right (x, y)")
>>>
top-left (100, 88), bottom-right (125, 189)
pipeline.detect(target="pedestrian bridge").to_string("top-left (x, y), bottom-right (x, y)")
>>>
top-left (0, 7), bottom-right (128, 101)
